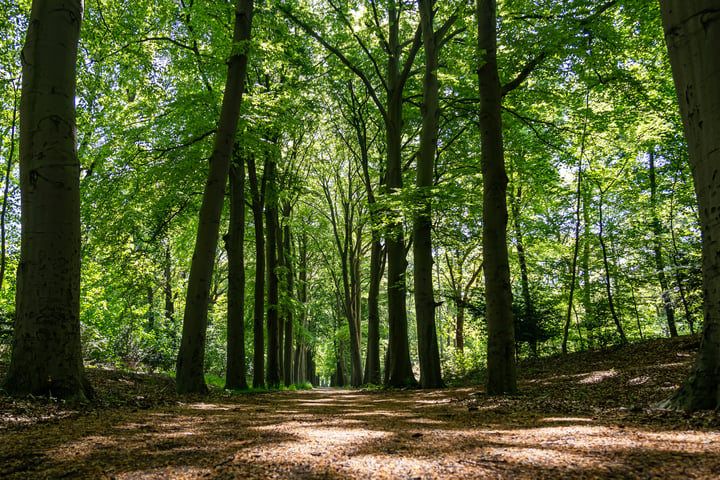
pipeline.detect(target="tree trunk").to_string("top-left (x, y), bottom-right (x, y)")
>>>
top-left (354, 92), bottom-right (384, 385)
top-left (5, 0), bottom-right (91, 401)
top-left (562, 157), bottom-right (583, 355)
top-left (282, 204), bottom-right (294, 387)
top-left (414, 0), bottom-right (446, 389)
top-left (657, 0), bottom-right (720, 410)
top-left (348, 236), bottom-right (364, 387)
top-left (276, 210), bottom-right (285, 382)
top-left (597, 194), bottom-right (627, 344)
top-left (384, 2), bottom-right (417, 389)
top-left (175, 0), bottom-right (253, 394)
top-left (164, 242), bottom-right (175, 322)
top-left (670, 187), bottom-right (696, 333)
top-left (649, 151), bottom-right (678, 337)
top-left (224, 151), bottom-right (248, 391)
top-left (147, 286), bottom-right (155, 330)
top-left (295, 228), bottom-right (309, 383)
top-left (511, 187), bottom-right (537, 356)
top-left (363, 237), bottom-right (384, 384)
top-left (582, 189), bottom-right (594, 349)
top-left (265, 158), bottom-right (281, 387)
top-left (456, 303), bottom-right (465, 354)
top-left (247, 154), bottom-right (265, 388)
top-left (477, 0), bottom-right (516, 395)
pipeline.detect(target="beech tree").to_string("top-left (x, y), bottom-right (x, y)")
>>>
top-left (657, 0), bottom-right (720, 410)
top-left (415, 0), bottom-right (456, 388)
top-left (476, 0), bottom-right (517, 395)
top-left (4, 0), bottom-right (91, 401)
top-left (175, 0), bottom-right (253, 394)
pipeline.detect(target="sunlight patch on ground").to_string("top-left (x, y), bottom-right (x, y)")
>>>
top-left (349, 410), bottom-right (414, 418)
top-left (342, 454), bottom-right (471, 479)
top-left (538, 417), bottom-right (595, 423)
top-left (115, 466), bottom-right (212, 479)
top-left (300, 425), bottom-right (391, 444)
top-left (483, 446), bottom-right (616, 470)
top-left (657, 362), bottom-right (690, 368)
top-left (414, 398), bottom-right (453, 405)
top-left (579, 370), bottom-right (617, 384)
top-left (406, 417), bottom-right (445, 425)
top-left (628, 375), bottom-right (651, 385)
top-left (183, 403), bottom-right (235, 411)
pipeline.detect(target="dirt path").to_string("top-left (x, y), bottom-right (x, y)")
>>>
top-left (2, 385), bottom-right (720, 479)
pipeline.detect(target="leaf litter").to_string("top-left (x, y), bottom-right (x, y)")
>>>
top-left (2, 334), bottom-right (719, 479)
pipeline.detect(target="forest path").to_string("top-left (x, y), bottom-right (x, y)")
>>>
top-left (2, 336), bottom-right (720, 478)
top-left (2, 384), bottom-right (720, 479)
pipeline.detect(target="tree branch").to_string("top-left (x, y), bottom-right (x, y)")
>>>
top-left (500, 51), bottom-right (547, 96)
top-left (279, 5), bottom-right (387, 122)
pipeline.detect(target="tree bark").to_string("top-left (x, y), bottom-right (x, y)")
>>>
top-left (265, 158), bottom-right (281, 387)
top-left (363, 237), bottom-right (384, 384)
top-left (247, 154), bottom-right (265, 388)
top-left (415, 0), bottom-right (446, 388)
top-left (175, 0), bottom-right (253, 394)
top-left (5, 0), bottom-right (91, 401)
top-left (657, 0), bottom-right (720, 410)
top-left (384, 2), bottom-right (418, 389)
top-left (477, 0), bottom-right (516, 395)
top-left (282, 203), bottom-right (294, 387)
top-left (295, 228), bottom-right (309, 383)
top-left (224, 150), bottom-right (249, 391)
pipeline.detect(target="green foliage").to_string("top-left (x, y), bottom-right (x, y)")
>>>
top-left (0, 0), bottom-right (704, 392)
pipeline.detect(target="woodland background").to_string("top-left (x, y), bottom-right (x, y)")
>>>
top-left (0, 0), bottom-right (702, 388)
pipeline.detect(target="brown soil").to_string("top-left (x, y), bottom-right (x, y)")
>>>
top-left (2, 335), bottom-right (720, 479)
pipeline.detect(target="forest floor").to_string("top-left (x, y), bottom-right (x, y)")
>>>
top-left (2, 334), bottom-right (720, 479)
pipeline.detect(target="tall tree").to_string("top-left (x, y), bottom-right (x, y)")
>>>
top-left (281, 201), bottom-right (295, 386)
top-left (415, 0), bottom-right (455, 388)
top-left (319, 158), bottom-right (364, 386)
top-left (175, 0), bottom-right (253, 394)
top-left (265, 156), bottom-right (281, 387)
top-left (657, 0), bottom-right (720, 410)
top-left (224, 149), bottom-right (249, 391)
top-left (476, 0), bottom-right (516, 395)
top-left (247, 154), bottom-right (266, 388)
top-left (4, 0), bottom-right (91, 401)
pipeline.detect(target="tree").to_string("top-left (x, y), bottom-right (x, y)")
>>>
top-left (415, 0), bottom-right (455, 389)
top-left (319, 159), bottom-right (364, 386)
top-left (656, 0), bottom-right (720, 410)
top-left (265, 155), bottom-right (281, 387)
top-left (223, 148), bottom-right (249, 391)
top-left (247, 153), bottom-right (266, 388)
top-left (4, 0), bottom-right (92, 401)
top-left (477, 0), bottom-right (517, 395)
top-left (175, 0), bottom-right (253, 394)
top-left (281, 1), bottom-right (420, 388)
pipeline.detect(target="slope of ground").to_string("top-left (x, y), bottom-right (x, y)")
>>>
top-left (1, 334), bottom-right (718, 479)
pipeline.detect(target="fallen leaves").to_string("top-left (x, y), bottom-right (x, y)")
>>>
top-left (0, 334), bottom-right (718, 479)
